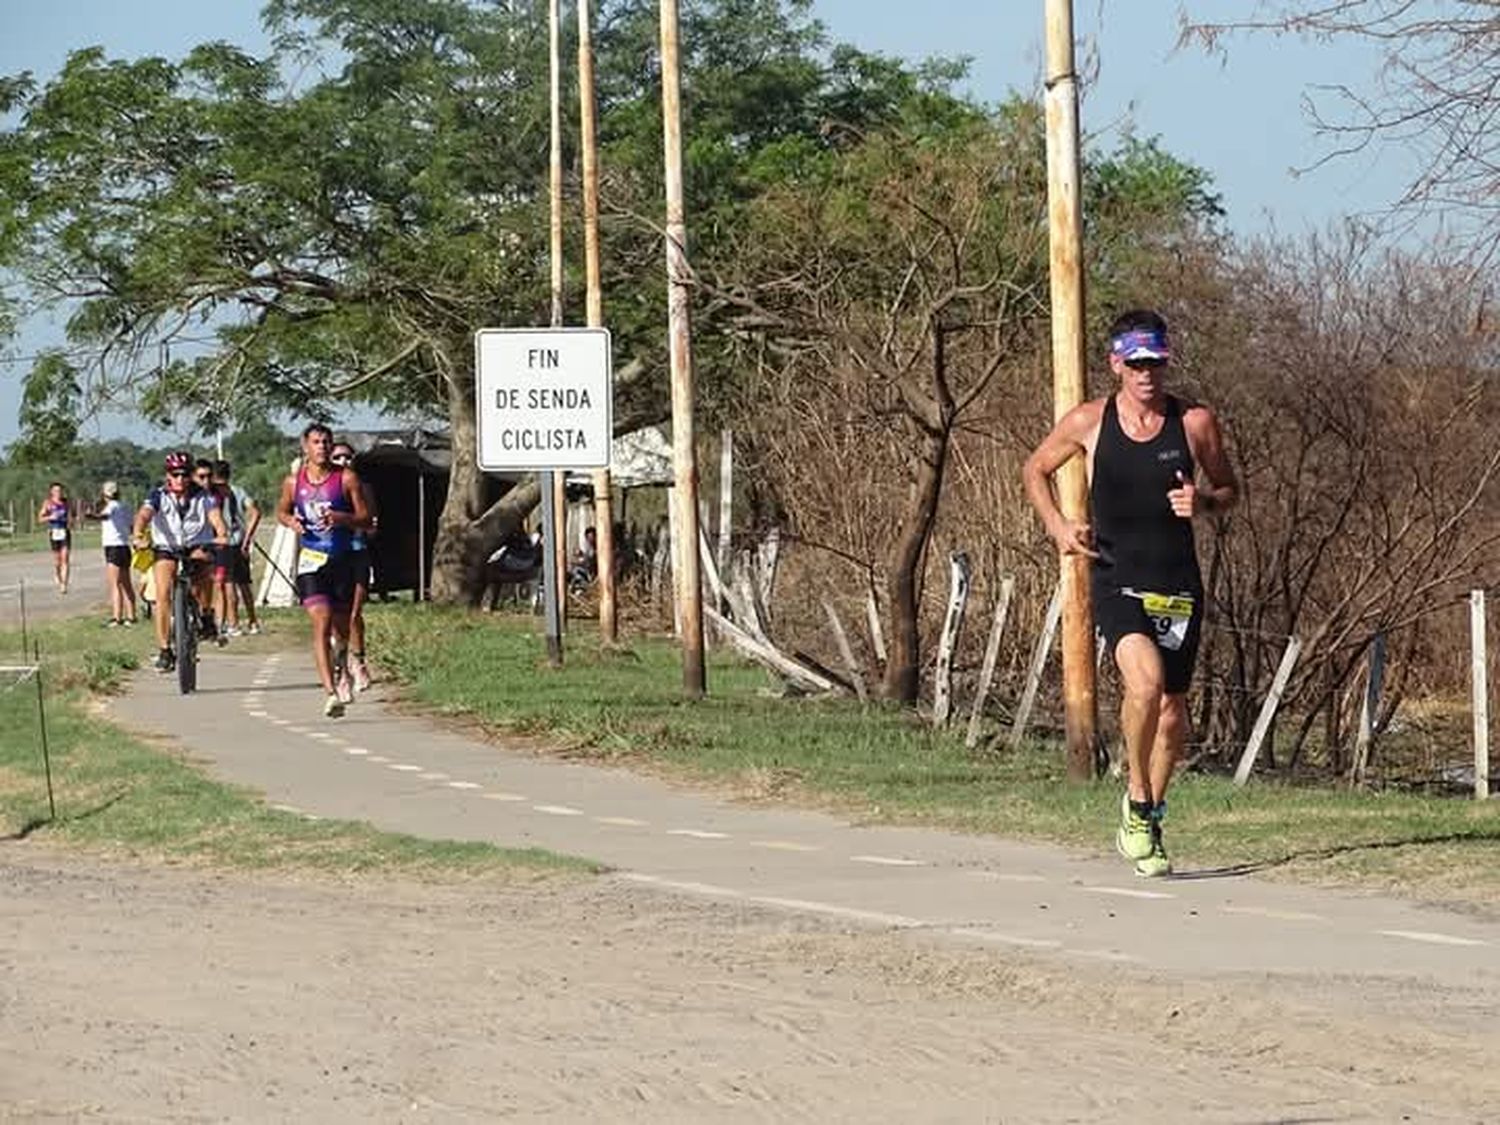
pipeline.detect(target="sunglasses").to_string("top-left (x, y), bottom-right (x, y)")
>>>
top-left (331, 454), bottom-right (352, 465)
top-left (1124, 358), bottom-right (1168, 371)
top-left (167, 470), bottom-right (188, 479)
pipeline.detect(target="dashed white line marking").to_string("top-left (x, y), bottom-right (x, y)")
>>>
top-left (946, 927), bottom-right (1062, 950)
top-left (1071, 948), bottom-right (1142, 964)
top-left (270, 718), bottom-right (290, 727)
top-left (1378, 929), bottom-right (1487, 948)
top-left (533, 804), bottom-right (584, 816)
top-left (343, 747), bottom-right (369, 756)
top-left (483, 792), bottom-right (527, 802)
top-left (1220, 905), bottom-right (1325, 923)
top-left (621, 875), bottom-right (923, 929)
top-left (286, 725), bottom-right (311, 735)
top-left (750, 841), bottom-right (821, 852)
top-left (447, 781), bottom-right (482, 790)
top-left (307, 732), bottom-right (335, 742)
top-left (246, 710), bottom-right (269, 719)
top-left (419, 772), bottom-right (449, 781)
top-left (667, 829), bottom-right (729, 840)
top-left (368, 755), bottom-right (390, 764)
top-left (747, 894), bottom-right (923, 929)
top-left (969, 872), bottom-right (1048, 884)
top-left (851, 855), bottom-right (925, 867)
top-left (389, 764), bottom-right (422, 772)
top-left (595, 816), bottom-right (648, 827)
top-left (1080, 885), bottom-right (1175, 901)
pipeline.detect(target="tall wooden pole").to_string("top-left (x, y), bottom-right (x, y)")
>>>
top-left (659, 0), bottom-right (706, 696)
top-left (578, 0), bottom-right (618, 643)
top-left (1044, 0), bottom-right (1097, 780)
top-left (539, 0), bottom-right (565, 662)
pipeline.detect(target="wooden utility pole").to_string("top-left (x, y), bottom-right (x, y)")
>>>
top-left (659, 0), bottom-right (706, 695)
top-left (1044, 0), bottom-right (1097, 780)
top-left (539, 0), bottom-right (566, 663)
top-left (578, 0), bottom-right (618, 643)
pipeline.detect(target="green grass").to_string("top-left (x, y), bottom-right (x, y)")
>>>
top-left (371, 605), bottom-right (1500, 906)
top-left (0, 611), bottom-right (598, 879)
top-left (0, 529), bottom-right (49, 555)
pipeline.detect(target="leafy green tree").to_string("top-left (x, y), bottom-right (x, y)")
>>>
top-left (1, 0), bottom-right (969, 601)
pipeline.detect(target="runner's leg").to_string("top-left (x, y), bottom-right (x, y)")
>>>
top-left (1151, 693), bottom-right (1190, 806)
top-left (1114, 634), bottom-right (1166, 804)
top-left (307, 603), bottom-right (335, 693)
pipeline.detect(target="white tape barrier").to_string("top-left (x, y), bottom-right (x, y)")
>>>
top-left (0, 664), bottom-right (40, 690)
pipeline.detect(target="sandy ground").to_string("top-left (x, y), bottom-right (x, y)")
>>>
top-left (2, 849), bottom-right (1496, 1123)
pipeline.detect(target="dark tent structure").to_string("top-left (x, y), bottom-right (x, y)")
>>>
top-left (337, 428), bottom-right (521, 598)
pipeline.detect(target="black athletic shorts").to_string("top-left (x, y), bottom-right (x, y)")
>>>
top-left (232, 550), bottom-right (252, 586)
top-left (103, 544), bottom-right (131, 568)
top-left (1093, 583), bottom-right (1204, 695)
top-left (295, 553), bottom-right (355, 610)
top-left (48, 531), bottom-right (71, 552)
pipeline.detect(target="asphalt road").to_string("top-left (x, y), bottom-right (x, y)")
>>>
top-left (0, 546), bottom-right (107, 630)
top-left (109, 648), bottom-right (1500, 994)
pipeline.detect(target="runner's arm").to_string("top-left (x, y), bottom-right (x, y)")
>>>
top-left (206, 498), bottom-right (231, 544)
top-left (241, 496), bottom-right (262, 550)
top-left (340, 469), bottom-right (371, 531)
top-left (275, 476), bottom-right (302, 533)
top-left (1022, 403), bottom-right (1100, 557)
top-left (1184, 407), bottom-right (1238, 515)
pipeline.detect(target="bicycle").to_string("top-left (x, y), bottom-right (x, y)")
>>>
top-left (144, 546), bottom-right (215, 695)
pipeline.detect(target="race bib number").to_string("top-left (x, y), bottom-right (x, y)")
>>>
top-left (49, 527), bottom-right (67, 542)
top-left (1139, 592), bottom-right (1195, 652)
top-left (297, 547), bottom-right (329, 576)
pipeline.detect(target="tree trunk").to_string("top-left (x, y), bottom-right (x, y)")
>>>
top-left (428, 370), bottom-right (541, 605)
top-left (883, 427), bottom-right (949, 703)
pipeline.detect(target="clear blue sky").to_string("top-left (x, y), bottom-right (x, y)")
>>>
top-left (0, 1), bottom-right (1407, 448)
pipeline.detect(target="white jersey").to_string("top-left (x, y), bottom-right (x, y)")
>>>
top-left (143, 485), bottom-right (219, 551)
top-left (100, 499), bottom-right (133, 548)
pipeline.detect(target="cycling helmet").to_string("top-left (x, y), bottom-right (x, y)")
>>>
top-left (164, 451), bottom-right (191, 473)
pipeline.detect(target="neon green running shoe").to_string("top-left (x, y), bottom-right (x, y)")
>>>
top-left (1115, 793), bottom-right (1155, 861)
top-left (1134, 823), bottom-right (1173, 878)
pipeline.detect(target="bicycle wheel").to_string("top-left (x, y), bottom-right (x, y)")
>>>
top-left (173, 579), bottom-right (198, 694)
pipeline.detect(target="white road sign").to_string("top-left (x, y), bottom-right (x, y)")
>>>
top-left (474, 328), bottom-right (613, 471)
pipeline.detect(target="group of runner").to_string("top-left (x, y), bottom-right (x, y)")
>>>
top-left (41, 306), bottom-right (1225, 875)
top-left (71, 426), bottom-right (376, 716)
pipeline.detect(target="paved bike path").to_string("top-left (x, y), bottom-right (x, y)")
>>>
top-left (111, 651), bottom-right (1500, 991)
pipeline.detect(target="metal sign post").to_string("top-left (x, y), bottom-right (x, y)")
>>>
top-left (475, 328), bottom-right (614, 667)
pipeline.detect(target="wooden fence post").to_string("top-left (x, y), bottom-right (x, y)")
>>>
top-left (1473, 590), bottom-right (1490, 801)
top-left (1007, 584), bottom-right (1063, 750)
top-left (1234, 635), bottom-right (1303, 786)
top-left (931, 552), bottom-right (972, 727)
top-left (1350, 632), bottom-right (1386, 786)
top-left (965, 576), bottom-right (1015, 750)
top-left (822, 598), bottom-right (867, 702)
top-left (865, 588), bottom-right (887, 666)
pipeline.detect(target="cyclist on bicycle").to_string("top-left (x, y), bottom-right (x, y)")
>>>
top-left (133, 451), bottom-right (230, 672)
top-left (276, 423), bottom-right (371, 718)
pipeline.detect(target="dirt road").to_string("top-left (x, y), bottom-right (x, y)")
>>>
top-left (0, 548), bottom-right (106, 630)
top-left (3, 850), bottom-right (1496, 1123)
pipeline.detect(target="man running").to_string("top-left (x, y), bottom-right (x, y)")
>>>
top-left (276, 423), bottom-right (370, 718)
top-left (330, 440), bottom-right (376, 692)
top-left (210, 459), bottom-right (262, 638)
top-left (134, 452), bottom-right (231, 673)
top-left (1023, 309), bottom-right (1237, 876)
top-left (38, 482), bottom-right (71, 594)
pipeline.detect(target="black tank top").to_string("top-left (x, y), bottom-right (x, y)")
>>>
top-left (1090, 394), bottom-right (1201, 594)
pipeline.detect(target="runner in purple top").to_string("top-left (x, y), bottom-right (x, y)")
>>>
top-left (275, 422), bottom-right (370, 718)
